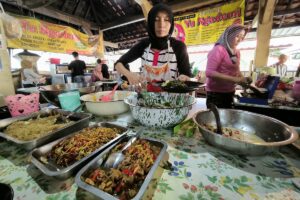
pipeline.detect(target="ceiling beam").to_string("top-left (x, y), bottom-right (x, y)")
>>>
top-left (245, 7), bottom-right (300, 21)
top-left (101, 0), bottom-right (223, 31)
top-left (0, 0), bottom-right (99, 30)
top-left (32, 7), bottom-right (99, 30)
top-left (170, 0), bottom-right (222, 13)
top-left (22, 0), bottom-right (59, 9)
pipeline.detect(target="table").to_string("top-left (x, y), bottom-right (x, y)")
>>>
top-left (1, 98), bottom-right (300, 200)
top-left (234, 101), bottom-right (300, 126)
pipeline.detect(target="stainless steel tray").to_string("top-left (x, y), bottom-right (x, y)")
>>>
top-left (75, 136), bottom-right (167, 200)
top-left (30, 122), bottom-right (129, 179)
top-left (0, 108), bottom-right (92, 150)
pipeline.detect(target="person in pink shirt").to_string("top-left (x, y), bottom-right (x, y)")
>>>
top-left (205, 24), bottom-right (251, 108)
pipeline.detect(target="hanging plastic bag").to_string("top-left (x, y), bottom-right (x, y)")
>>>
top-left (0, 3), bottom-right (22, 39)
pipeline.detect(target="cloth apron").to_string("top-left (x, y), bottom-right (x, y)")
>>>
top-left (142, 41), bottom-right (175, 92)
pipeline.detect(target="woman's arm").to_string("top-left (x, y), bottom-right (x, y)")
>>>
top-left (206, 46), bottom-right (246, 84)
top-left (172, 39), bottom-right (191, 81)
top-left (115, 39), bottom-right (148, 84)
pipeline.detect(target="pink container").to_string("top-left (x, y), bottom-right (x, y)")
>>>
top-left (5, 93), bottom-right (40, 117)
top-left (292, 80), bottom-right (300, 101)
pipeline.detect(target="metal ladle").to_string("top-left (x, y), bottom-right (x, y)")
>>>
top-left (208, 103), bottom-right (223, 135)
top-left (55, 103), bottom-right (85, 124)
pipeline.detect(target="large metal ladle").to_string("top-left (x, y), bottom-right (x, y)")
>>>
top-left (208, 103), bottom-right (223, 135)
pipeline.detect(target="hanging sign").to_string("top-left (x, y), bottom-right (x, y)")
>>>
top-left (7, 17), bottom-right (102, 56)
top-left (173, 0), bottom-right (245, 45)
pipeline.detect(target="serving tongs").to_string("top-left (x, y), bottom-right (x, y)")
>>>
top-left (103, 128), bottom-right (143, 169)
top-left (208, 103), bottom-right (223, 135)
top-left (55, 103), bottom-right (85, 124)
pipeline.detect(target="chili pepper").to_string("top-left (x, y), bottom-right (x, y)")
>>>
top-left (91, 169), bottom-right (101, 181)
top-left (115, 183), bottom-right (122, 193)
top-left (122, 169), bottom-right (133, 176)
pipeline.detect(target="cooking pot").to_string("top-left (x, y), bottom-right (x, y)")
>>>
top-left (39, 82), bottom-right (102, 106)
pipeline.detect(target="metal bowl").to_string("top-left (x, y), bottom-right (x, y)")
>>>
top-left (39, 82), bottom-right (103, 106)
top-left (193, 109), bottom-right (298, 156)
top-left (124, 92), bottom-right (196, 128)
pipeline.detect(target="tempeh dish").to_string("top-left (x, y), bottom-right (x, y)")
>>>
top-left (83, 139), bottom-right (161, 200)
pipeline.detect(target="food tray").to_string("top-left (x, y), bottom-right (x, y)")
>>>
top-left (75, 136), bottom-right (167, 200)
top-left (30, 122), bottom-right (129, 179)
top-left (0, 108), bottom-right (92, 150)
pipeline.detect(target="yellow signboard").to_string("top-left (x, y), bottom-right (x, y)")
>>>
top-left (7, 17), bottom-right (102, 56)
top-left (173, 0), bottom-right (245, 45)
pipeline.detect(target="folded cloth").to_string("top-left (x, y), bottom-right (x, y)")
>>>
top-left (173, 118), bottom-right (197, 137)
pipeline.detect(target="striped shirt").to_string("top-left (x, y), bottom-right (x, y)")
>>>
top-left (270, 63), bottom-right (287, 76)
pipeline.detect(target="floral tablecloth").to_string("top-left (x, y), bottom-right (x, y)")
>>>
top-left (1, 104), bottom-right (300, 200)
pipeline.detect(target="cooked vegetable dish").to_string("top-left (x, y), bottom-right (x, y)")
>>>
top-left (47, 127), bottom-right (121, 167)
top-left (4, 115), bottom-right (73, 141)
top-left (83, 139), bottom-right (161, 200)
top-left (161, 80), bottom-right (188, 90)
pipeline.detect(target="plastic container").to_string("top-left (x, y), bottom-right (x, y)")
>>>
top-left (4, 93), bottom-right (39, 117)
top-left (58, 90), bottom-right (81, 111)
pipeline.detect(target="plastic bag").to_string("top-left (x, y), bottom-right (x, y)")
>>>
top-left (0, 3), bottom-right (22, 39)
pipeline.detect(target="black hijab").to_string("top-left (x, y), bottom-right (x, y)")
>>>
top-left (147, 3), bottom-right (174, 50)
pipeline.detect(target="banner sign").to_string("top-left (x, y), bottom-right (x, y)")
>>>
top-left (173, 0), bottom-right (245, 45)
top-left (7, 17), bottom-right (102, 56)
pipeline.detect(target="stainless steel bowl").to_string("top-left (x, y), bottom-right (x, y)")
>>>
top-left (193, 109), bottom-right (298, 156)
top-left (39, 82), bottom-right (103, 106)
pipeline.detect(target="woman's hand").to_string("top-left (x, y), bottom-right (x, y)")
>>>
top-left (39, 77), bottom-right (46, 84)
top-left (178, 74), bottom-right (190, 82)
top-left (126, 72), bottom-right (143, 85)
top-left (234, 76), bottom-right (252, 86)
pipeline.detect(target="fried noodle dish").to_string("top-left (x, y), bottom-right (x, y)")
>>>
top-left (83, 139), bottom-right (161, 200)
top-left (47, 127), bottom-right (121, 167)
top-left (4, 115), bottom-right (73, 141)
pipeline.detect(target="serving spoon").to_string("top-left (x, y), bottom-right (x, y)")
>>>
top-left (100, 83), bottom-right (119, 102)
top-left (208, 103), bottom-right (223, 135)
top-left (103, 128), bottom-right (143, 169)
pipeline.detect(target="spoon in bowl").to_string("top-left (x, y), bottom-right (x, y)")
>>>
top-left (100, 83), bottom-right (119, 102)
top-left (208, 103), bottom-right (223, 135)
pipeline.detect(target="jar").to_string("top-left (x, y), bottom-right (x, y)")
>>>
top-left (292, 80), bottom-right (300, 101)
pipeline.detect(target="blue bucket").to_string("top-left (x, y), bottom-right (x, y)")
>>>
top-left (58, 90), bottom-right (81, 111)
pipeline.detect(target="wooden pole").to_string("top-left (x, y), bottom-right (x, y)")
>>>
top-left (254, 0), bottom-right (276, 68)
top-left (0, 19), bottom-right (15, 105)
top-left (135, 0), bottom-right (153, 20)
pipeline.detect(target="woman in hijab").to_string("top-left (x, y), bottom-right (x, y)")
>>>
top-left (114, 3), bottom-right (191, 90)
top-left (205, 24), bottom-right (250, 108)
top-left (91, 59), bottom-right (110, 82)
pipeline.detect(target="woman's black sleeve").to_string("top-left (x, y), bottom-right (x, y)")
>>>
top-left (171, 39), bottom-right (192, 77)
top-left (115, 39), bottom-right (149, 67)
